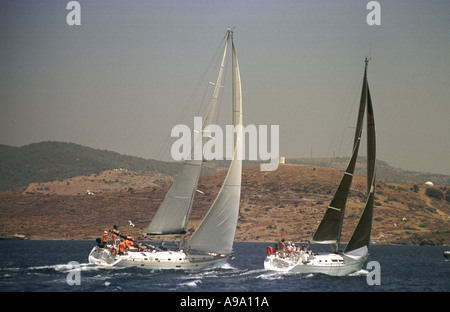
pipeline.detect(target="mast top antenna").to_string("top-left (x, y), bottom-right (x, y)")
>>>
top-left (226, 26), bottom-right (236, 40)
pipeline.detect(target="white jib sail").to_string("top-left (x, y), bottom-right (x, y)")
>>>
top-left (187, 36), bottom-right (243, 255)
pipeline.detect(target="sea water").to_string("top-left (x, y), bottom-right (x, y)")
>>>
top-left (0, 240), bottom-right (449, 293)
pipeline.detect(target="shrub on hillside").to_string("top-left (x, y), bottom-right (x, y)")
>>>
top-left (425, 188), bottom-right (443, 200)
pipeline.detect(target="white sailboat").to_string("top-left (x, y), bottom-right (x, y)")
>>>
top-left (264, 58), bottom-right (376, 276)
top-left (89, 28), bottom-right (243, 270)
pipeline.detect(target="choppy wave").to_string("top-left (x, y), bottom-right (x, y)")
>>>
top-left (256, 271), bottom-right (286, 280)
top-left (177, 279), bottom-right (203, 288)
top-left (349, 269), bottom-right (369, 276)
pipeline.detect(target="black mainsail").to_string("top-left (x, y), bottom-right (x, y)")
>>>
top-left (311, 58), bottom-right (376, 255)
top-left (344, 82), bottom-right (376, 255)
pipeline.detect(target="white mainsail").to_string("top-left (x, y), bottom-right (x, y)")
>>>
top-left (145, 36), bottom-right (230, 236)
top-left (186, 33), bottom-right (243, 255)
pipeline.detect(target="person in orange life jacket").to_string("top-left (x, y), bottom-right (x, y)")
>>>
top-left (102, 231), bottom-right (108, 245)
top-left (118, 240), bottom-right (126, 255)
top-left (126, 236), bottom-right (133, 249)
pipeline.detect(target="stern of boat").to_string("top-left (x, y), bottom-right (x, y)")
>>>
top-left (88, 246), bottom-right (118, 266)
top-left (264, 255), bottom-right (296, 271)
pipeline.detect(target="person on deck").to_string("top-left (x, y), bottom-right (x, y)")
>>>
top-left (118, 240), bottom-right (126, 255)
top-left (302, 249), bottom-right (310, 264)
top-left (110, 244), bottom-right (117, 256)
top-left (112, 225), bottom-right (119, 245)
top-left (102, 231), bottom-right (108, 246)
top-left (280, 238), bottom-right (287, 258)
top-left (134, 237), bottom-right (144, 252)
top-left (126, 236), bottom-right (133, 249)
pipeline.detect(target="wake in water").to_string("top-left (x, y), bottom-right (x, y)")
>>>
top-left (80, 259), bottom-right (371, 292)
top-left (164, 262), bottom-right (279, 291)
top-left (349, 269), bottom-right (369, 276)
top-left (27, 262), bottom-right (98, 272)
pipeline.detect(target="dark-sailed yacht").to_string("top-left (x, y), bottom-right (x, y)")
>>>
top-left (264, 58), bottom-right (376, 276)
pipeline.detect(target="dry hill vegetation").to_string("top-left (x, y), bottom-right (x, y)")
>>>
top-left (1, 164), bottom-right (449, 245)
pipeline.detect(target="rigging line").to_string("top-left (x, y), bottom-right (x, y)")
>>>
top-left (341, 75), bottom-right (363, 157)
top-left (196, 47), bottom-right (226, 121)
top-left (188, 38), bottom-right (227, 120)
top-left (163, 41), bottom-right (226, 159)
top-left (327, 67), bottom-right (365, 160)
top-left (196, 78), bottom-right (213, 118)
top-left (154, 36), bottom-right (228, 161)
top-left (182, 35), bottom-right (228, 120)
top-left (214, 48), bottom-right (230, 126)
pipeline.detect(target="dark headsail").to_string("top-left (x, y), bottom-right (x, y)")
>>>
top-left (311, 58), bottom-right (376, 255)
top-left (311, 137), bottom-right (360, 246)
top-left (344, 79), bottom-right (376, 254)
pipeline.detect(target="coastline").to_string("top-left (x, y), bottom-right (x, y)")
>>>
top-left (2, 236), bottom-right (448, 246)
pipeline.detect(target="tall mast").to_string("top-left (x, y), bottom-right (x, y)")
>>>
top-left (311, 58), bottom-right (371, 252)
top-left (353, 57), bottom-right (369, 148)
top-left (187, 29), bottom-right (243, 255)
top-left (344, 57), bottom-right (376, 255)
top-left (145, 31), bottom-right (230, 237)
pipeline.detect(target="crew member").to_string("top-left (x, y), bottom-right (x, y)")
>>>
top-left (112, 225), bottom-right (119, 245)
top-left (126, 235), bottom-right (133, 249)
top-left (134, 237), bottom-right (143, 251)
top-left (280, 238), bottom-right (287, 258)
top-left (118, 240), bottom-right (126, 255)
top-left (102, 231), bottom-right (108, 246)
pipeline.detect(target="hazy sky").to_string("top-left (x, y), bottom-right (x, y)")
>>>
top-left (1, 0), bottom-right (449, 175)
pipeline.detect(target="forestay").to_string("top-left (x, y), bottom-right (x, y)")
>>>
top-left (187, 33), bottom-right (243, 255)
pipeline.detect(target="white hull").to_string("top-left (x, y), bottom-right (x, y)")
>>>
top-left (88, 246), bottom-right (230, 270)
top-left (264, 252), bottom-right (367, 276)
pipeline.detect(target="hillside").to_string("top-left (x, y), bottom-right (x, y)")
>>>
top-left (0, 141), bottom-right (181, 192)
top-left (0, 142), bottom-right (245, 193)
top-left (0, 164), bottom-right (449, 245)
top-left (289, 158), bottom-right (450, 186)
top-left (2, 142), bottom-right (449, 193)
top-left (22, 169), bottom-right (173, 196)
